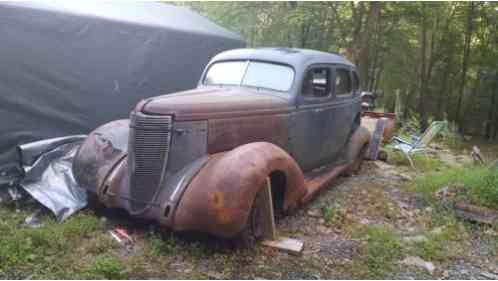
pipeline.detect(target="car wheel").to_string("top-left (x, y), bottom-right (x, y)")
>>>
top-left (344, 142), bottom-right (367, 176)
top-left (232, 188), bottom-right (266, 248)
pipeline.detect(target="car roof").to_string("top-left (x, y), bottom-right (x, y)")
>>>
top-left (209, 48), bottom-right (355, 69)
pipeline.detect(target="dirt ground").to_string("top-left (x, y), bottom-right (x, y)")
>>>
top-left (1, 144), bottom-right (497, 279)
top-left (92, 158), bottom-right (497, 279)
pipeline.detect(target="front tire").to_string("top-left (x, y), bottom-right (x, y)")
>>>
top-left (233, 188), bottom-right (266, 248)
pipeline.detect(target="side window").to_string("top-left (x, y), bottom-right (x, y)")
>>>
top-left (352, 71), bottom-right (360, 92)
top-left (335, 68), bottom-right (352, 96)
top-left (302, 68), bottom-right (331, 98)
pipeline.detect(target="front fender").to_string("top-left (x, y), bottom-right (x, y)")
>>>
top-left (73, 119), bottom-right (129, 196)
top-left (172, 142), bottom-right (306, 238)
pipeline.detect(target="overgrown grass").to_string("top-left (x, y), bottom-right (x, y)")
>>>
top-left (411, 166), bottom-right (498, 209)
top-left (407, 166), bottom-right (496, 263)
top-left (412, 213), bottom-right (468, 262)
top-left (0, 206), bottom-right (111, 279)
top-left (0, 201), bottom-right (253, 279)
top-left (321, 206), bottom-right (346, 227)
top-left (351, 226), bottom-right (402, 279)
top-left (83, 255), bottom-right (127, 279)
top-left (385, 148), bottom-right (446, 172)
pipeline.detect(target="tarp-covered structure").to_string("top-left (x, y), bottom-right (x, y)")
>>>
top-left (0, 2), bottom-right (244, 174)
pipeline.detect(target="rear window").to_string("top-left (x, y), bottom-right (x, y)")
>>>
top-left (204, 60), bottom-right (294, 92)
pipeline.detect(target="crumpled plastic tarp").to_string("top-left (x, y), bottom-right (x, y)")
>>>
top-left (17, 135), bottom-right (88, 221)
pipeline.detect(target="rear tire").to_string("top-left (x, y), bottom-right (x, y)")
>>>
top-left (348, 147), bottom-right (365, 174)
top-left (343, 125), bottom-right (370, 176)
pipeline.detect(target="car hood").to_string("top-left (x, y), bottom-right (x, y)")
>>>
top-left (139, 87), bottom-right (291, 121)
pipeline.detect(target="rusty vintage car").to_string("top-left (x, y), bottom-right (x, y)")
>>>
top-left (73, 48), bottom-right (372, 245)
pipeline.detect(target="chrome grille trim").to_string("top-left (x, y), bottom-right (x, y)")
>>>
top-left (131, 113), bottom-right (172, 176)
top-left (128, 112), bottom-right (172, 211)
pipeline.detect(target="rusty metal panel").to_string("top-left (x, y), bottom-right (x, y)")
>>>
top-left (207, 114), bottom-right (290, 154)
top-left (288, 110), bottom-right (323, 172)
top-left (73, 119), bottom-right (129, 194)
top-left (167, 120), bottom-right (208, 175)
top-left (145, 156), bottom-right (209, 227)
top-left (141, 87), bottom-right (291, 121)
top-left (361, 111), bottom-right (396, 143)
top-left (173, 142), bottom-right (306, 237)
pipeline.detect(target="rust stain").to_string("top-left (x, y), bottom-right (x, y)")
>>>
top-left (362, 111), bottom-right (396, 143)
top-left (173, 142), bottom-right (306, 237)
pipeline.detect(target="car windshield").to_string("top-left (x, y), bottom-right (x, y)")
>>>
top-left (203, 61), bottom-right (294, 92)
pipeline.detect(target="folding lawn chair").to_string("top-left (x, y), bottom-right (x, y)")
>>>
top-left (391, 121), bottom-right (447, 169)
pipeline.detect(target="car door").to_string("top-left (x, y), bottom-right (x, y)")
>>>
top-left (289, 65), bottom-right (333, 172)
top-left (320, 65), bottom-right (357, 163)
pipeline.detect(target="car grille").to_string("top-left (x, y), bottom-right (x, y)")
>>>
top-left (129, 112), bottom-right (172, 213)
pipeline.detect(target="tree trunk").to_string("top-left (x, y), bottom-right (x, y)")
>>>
top-left (455, 2), bottom-right (475, 131)
top-left (488, 73), bottom-right (498, 140)
top-left (349, 2), bottom-right (365, 62)
top-left (300, 22), bottom-right (311, 48)
top-left (358, 2), bottom-right (382, 88)
top-left (436, 59), bottom-right (451, 120)
top-left (417, 4), bottom-right (429, 132)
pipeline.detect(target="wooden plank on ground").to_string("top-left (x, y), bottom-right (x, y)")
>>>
top-left (262, 237), bottom-right (304, 256)
top-left (454, 201), bottom-right (497, 225)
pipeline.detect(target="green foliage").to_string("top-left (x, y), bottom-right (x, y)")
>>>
top-left (468, 169), bottom-right (498, 208)
top-left (353, 226), bottom-right (402, 279)
top-left (83, 255), bottom-right (127, 279)
top-left (437, 121), bottom-right (465, 149)
top-left (411, 166), bottom-right (498, 209)
top-left (385, 147), bottom-right (445, 172)
top-left (0, 208), bottom-right (104, 279)
top-left (180, 2), bottom-right (498, 134)
top-left (412, 220), bottom-right (467, 261)
top-left (144, 231), bottom-right (179, 257)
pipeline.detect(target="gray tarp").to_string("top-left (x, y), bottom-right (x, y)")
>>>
top-left (18, 136), bottom-right (87, 221)
top-left (0, 2), bottom-right (244, 174)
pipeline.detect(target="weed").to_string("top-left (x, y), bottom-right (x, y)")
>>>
top-left (412, 222), bottom-right (467, 262)
top-left (0, 207), bottom-right (108, 279)
top-left (144, 231), bottom-right (179, 257)
top-left (386, 148), bottom-right (445, 172)
top-left (352, 226), bottom-right (402, 278)
top-left (438, 123), bottom-right (464, 150)
top-left (321, 206), bottom-right (348, 228)
top-left (87, 235), bottom-right (115, 255)
top-left (411, 166), bottom-right (498, 209)
top-left (321, 206), bottom-right (334, 224)
top-left (84, 254), bottom-right (127, 279)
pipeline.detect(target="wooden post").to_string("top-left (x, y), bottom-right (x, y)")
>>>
top-left (260, 177), bottom-right (277, 240)
top-left (260, 177), bottom-right (304, 255)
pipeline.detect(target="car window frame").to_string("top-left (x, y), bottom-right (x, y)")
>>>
top-left (333, 65), bottom-right (354, 99)
top-left (300, 64), bottom-right (334, 104)
top-left (202, 59), bottom-right (296, 93)
top-left (351, 70), bottom-right (361, 96)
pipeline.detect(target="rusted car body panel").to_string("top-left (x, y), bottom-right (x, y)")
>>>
top-left (174, 142), bottom-right (306, 237)
top-left (141, 88), bottom-right (292, 121)
top-left (73, 48), bottom-right (377, 239)
top-left (362, 111), bottom-right (396, 143)
top-left (73, 119), bottom-right (129, 194)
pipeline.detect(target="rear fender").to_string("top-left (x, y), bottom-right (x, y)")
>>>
top-left (173, 142), bottom-right (306, 237)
